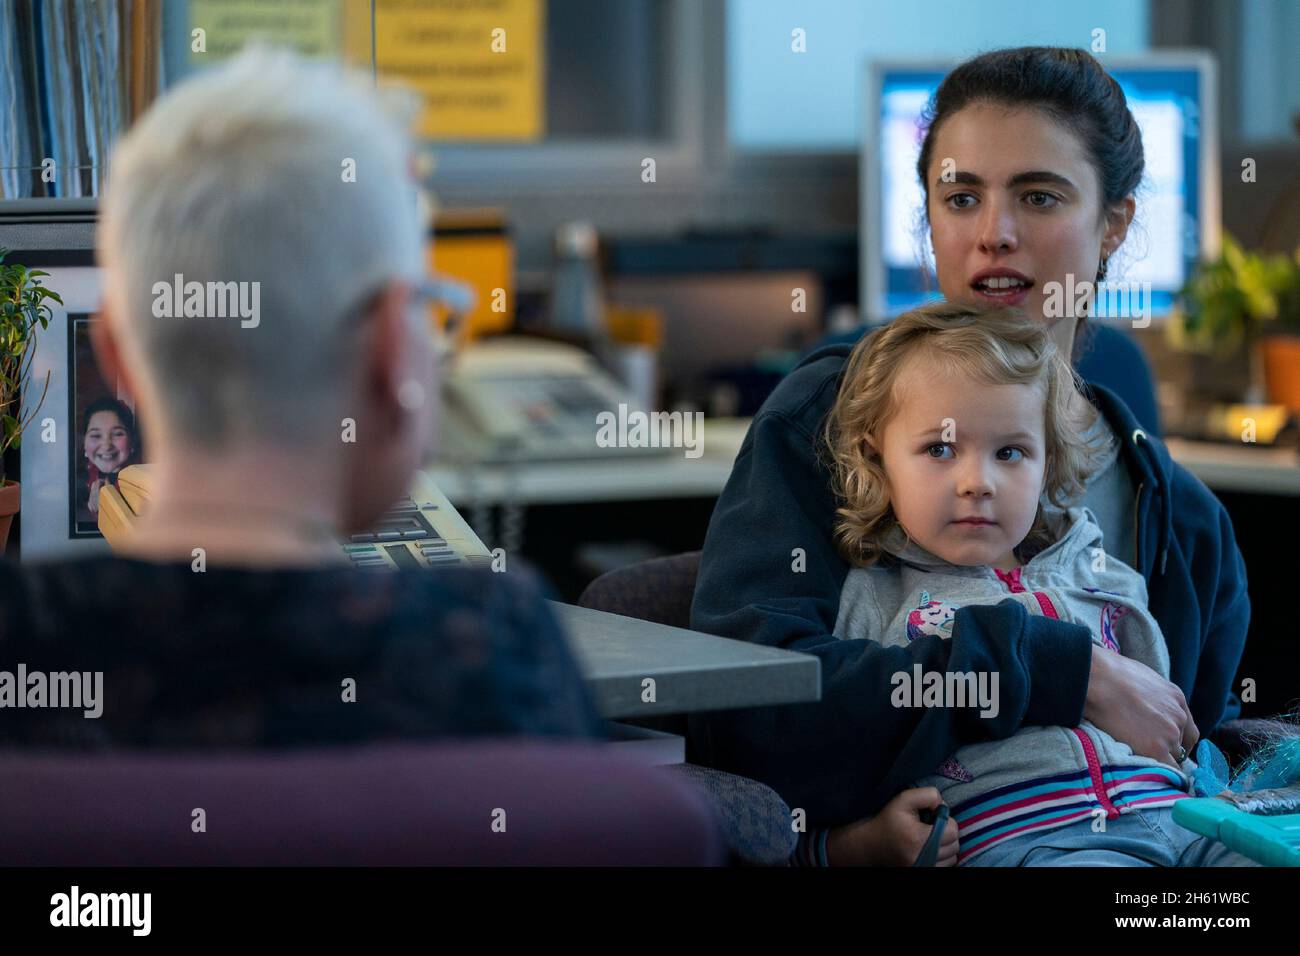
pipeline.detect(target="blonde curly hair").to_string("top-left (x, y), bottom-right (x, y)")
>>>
top-left (821, 302), bottom-right (1111, 568)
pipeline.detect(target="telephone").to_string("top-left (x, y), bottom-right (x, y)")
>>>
top-left (98, 465), bottom-right (493, 572)
top-left (437, 336), bottom-right (670, 464)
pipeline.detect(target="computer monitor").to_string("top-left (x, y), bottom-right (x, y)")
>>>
top-left (861, 52), bottom-right (1221, 322)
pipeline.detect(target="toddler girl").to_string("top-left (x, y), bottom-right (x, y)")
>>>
top-left (822, 302), bottom-right (1253, 866)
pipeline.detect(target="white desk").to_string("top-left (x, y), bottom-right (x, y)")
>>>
top-left (425, 418), bottom-right (751, 506)
top-left (1164, 439), bottom-right (1300, 497)
top-left (553, 601), bottom-right (822, 720)
top-left (554, 601), bottom-right (822, 767)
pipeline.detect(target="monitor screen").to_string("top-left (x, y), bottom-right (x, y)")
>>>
top-left (864, 56), bottom-right (1219, 322)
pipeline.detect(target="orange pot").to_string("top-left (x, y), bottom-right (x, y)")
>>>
top-left (1262, 334), bottom-right (1300, 414)
top-left (0, 480), bottom-right (18, 555)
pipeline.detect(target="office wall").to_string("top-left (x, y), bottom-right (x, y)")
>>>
top-left (728, 0), bottom-right (1150, 151)
top-left (431, 0), bottom-right (1298, 278)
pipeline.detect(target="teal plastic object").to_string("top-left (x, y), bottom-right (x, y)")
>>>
top-left (1172, 798), bottom-right (1300, 867)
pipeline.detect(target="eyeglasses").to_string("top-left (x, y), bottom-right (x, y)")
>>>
top-left (411, 275), bottom-right (477, 367)
top-left (338, 274), bottom-right (475, 368)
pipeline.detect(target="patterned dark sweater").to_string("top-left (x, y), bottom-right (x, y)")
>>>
top-left (0, 556), bottom-right (606, 749)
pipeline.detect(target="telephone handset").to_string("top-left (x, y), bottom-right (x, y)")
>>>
top-left (98, 465), bottom-right (492, 572)
top-left (438, 336), bottom-right (668, 464)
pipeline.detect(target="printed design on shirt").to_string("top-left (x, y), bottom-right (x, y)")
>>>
top-left (1083, 587), bottom-right (1126, 653)
top-left (1097, 602), bottom-right (1127, 653)
top-left (905, 591), bottom-right (961, 642)
top-left (1083, 586), bottom-right (1125, 597)
top-left (935, 755), bottom-right (975, 783)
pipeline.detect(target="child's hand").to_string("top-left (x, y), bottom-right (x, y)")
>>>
top-left (826, 787), bottom-right (959, 866)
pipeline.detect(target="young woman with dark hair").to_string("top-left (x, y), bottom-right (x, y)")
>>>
top-left (691, 47), bottom-right (1250, 866)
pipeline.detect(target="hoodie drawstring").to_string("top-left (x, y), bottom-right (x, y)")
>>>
top-left (1132, 429), bottom-right (1170, 575)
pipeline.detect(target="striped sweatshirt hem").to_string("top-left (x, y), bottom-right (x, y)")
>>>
top-left (953, 764), bottom-right (1190, 864)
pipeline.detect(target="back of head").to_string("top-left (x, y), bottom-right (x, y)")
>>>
top-left (99, 47), bottom-right (424, 451)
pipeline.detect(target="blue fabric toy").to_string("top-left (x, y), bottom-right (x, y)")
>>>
top-left (1192, 736), bottom-right (1300, 797)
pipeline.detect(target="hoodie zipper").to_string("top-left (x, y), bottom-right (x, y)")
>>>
top-left (993, 567), bottom-right (1025, 592)
top-left (994, 566), bottom-right (1060, 619)
top-left (996, 567), bottom-right (1120, 818)
top-left (1072, 728), bottom-right (1121, 819)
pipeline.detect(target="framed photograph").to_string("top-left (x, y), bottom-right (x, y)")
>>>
top-left (66, 314), bottom-right (147, 538)
top-left (15, 253), bottom-right (117, 559)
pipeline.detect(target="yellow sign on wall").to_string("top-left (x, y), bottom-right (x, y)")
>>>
top-left (349, 0), bottom-right (546, 141)
top-left (189, 0), bottom-right (342, 60)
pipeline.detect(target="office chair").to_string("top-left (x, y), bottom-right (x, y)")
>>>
top-left (579, 551), bottom-right (801, 865)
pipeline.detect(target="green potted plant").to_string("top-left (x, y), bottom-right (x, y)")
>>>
top-left (0, 249), bottom-right (58, 553)
top-left (1168, 235), bottom-right (1300, 410)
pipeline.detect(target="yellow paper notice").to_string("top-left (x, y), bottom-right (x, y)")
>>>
top-left (366, 0), bottom-right (545, 141)
top-left (189, 0), bottom-right (341, 60)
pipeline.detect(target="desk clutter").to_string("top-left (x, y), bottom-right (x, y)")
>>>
top-left (1177, 402), bottom-right (1300, 448)
top-left (341, 472), bottom-right (493, 572)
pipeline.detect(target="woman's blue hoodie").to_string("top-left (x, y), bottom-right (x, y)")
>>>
top-left (688, 341), bottom-right (1250, 829)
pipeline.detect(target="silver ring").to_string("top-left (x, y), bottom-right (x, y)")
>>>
top-left (1177, 746), bottom-right (1187, 762)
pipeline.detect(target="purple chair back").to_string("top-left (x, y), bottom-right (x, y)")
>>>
top-left (579, 551), bottom-right (702, 629)
top-left (0, 741), bottom-right (725, 865)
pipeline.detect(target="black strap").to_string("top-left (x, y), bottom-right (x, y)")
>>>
top-left (913, 804), bottom-right (950, 867)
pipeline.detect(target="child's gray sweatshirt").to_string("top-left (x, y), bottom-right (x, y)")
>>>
top-left (834, 506), bottom-right (1192, 863)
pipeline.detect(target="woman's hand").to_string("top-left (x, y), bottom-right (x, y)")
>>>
top-left (87, 479), bottom-right (104, 515)
top-left (1084, 646), bottom-right (1198, 768)
top-left (825, 787), bottom-right (959, 866)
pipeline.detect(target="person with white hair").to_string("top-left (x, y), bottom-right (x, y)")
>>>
top-left (0, 48), bottom-right (605, 747)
